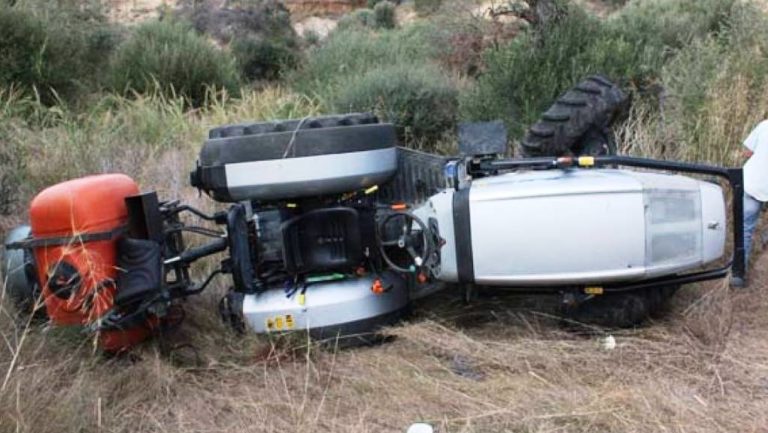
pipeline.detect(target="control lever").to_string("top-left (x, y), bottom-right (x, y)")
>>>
top-left (165, 237), bottom-right (227, 265)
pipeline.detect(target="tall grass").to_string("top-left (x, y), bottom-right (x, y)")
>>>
top-left (0, 86), bottom-right (320, 217)
top-left (620, 1), bottom-right (768, 166)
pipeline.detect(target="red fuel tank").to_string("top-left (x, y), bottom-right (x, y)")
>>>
top-left (29, 174), bottom-right (152, 351)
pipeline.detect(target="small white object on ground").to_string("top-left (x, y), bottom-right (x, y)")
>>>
top-left (600, 335), bottom-right (617, 350)
top-left (407, 423), bottom-right (434, 433)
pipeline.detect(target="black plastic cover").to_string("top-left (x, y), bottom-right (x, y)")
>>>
top-left (227, 204), bottom-right (256, 293)
top-left (115, 238), bottom-right (162, 307)
top-left (458, 121), bottom-right (508, 156)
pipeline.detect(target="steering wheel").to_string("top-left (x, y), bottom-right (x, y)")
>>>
top-left (377, 212), bottom-right (432, 273)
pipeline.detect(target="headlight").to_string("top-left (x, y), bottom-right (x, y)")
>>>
top-left (644, 189), bottom-right (702, 267)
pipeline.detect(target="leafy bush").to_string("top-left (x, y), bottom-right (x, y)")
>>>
top-left (0, 6), bottom-right (117, 104)
top-left (426, 11), bottom-right (489, 76)
top-left (303, 30), bottom-right (320, 46)
top-left (292, 25), bottom-right (437, 96)
top-left (330, 63), bottom-right (458, 143)
top-left (612, 0), bottom-right (734, 51)
top-left (108, 20), bottom-right (240, 106)
top-left (415, 0), bottom-right (442, 15)
top-left (336, 9), bottom-right (375, 31)
top-left (231, 35), bottom-right (299, 81)
top-left (373, 1), bottom-right (397, 29)
top-left (182, 0), bottom-right (296, 44)
top-left (292, 25), bottom-right (454, 144)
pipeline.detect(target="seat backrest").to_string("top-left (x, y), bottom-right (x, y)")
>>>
top-left (281, 208), bottom-right (363, 274)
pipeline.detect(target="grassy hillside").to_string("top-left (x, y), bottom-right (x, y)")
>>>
top-left (2, 0), bottom-right (768, 431)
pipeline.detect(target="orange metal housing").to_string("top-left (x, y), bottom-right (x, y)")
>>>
top-left (29, 174), bottom-right (153, 351)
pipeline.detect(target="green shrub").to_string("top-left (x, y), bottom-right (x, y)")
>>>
top-left (0, 6), bottom-right (114, 104)
top-left (330, 63), bottom-right (458, 143)
top-left (336, 9), bottom-right (375, 31)
top-left (373, 1), bottom-right (397, 29)
top-left (302, 30), bottom-right (320, 46)
top-left (292, 25), bottom-right (437, 96)
top-left (291, 24), bottom-right (453, 144)
top-left (426, 11), bottom-right (489, 76)
top-left (612, 0), bottom-right (735, 51)
top-left (231, 35), bottom-right (299, 81)
top-left (181, 0), bottom-right (296, 44)
top-left (415, 0), bottom-right (441, 15)
top-left (108, 20), bottom-right (240, 106)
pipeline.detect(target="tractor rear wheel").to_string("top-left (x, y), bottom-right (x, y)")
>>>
top-left (520, 75), bottom-right (628, 157)
top-left (192, 112), bottom-right (398, 202)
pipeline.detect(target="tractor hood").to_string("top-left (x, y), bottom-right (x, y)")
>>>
top-left (422, 169), bottom-right (726, 287)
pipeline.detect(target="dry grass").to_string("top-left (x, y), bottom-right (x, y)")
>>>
top-left (3, 259), bottom-right (768, 432)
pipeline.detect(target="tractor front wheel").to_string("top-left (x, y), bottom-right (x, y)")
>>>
top-left (562, 286), bottom-right (679, 328)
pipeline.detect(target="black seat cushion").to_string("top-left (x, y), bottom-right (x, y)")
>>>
top-left (281, 208), bottom-right (363, 274)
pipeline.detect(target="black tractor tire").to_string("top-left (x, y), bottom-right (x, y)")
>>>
top-left (520, 75), bottom-right (628, 157)
top-left (192, 112), bottom-right (399, 202)
top-left (199, 112), bottom-right (397, 166)
top-left (562, 285), bottom-right (679, 329)
top-left (208, 112), bottom-right (381, 139)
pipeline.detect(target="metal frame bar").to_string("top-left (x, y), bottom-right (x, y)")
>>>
top-left (475, 155), bottom-right (745, 289)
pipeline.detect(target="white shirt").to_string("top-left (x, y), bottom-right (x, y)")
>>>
top-left (743, 120), bottom-right (768, 201)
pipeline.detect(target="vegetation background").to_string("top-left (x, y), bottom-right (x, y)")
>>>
top-left (2, 0), bottom-right (768, 431)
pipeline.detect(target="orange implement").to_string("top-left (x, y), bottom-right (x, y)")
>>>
top-left (29, 174), bottom-right (149, 351)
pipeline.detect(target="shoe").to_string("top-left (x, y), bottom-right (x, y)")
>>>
top-left (730, 276), bottom-right (747, 288)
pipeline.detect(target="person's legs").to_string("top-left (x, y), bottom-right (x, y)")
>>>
top-left (743, 193), bottom-right (763, 266)
top-left (733, 193), bottom-right (763, 287)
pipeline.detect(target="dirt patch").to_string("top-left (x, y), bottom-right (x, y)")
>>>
top-left (105, 0), bottom-right (175, 23)
top-left (285, 0), bottom-right (364, 19)
top-left (294, 16), bottom-right (338, 38)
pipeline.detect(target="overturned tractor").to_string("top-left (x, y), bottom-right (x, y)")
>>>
top-left (2, 77), bottom-right (745, 351)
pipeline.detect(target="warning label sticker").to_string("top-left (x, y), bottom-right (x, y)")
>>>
top-left (265, 314), bottom-right (296, 332)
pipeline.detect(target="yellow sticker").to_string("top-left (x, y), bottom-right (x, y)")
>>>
top-left (275, 316), bottom-right (284, 330)
top-left (298, 293), bottom-right (306, 306)
top-left (285, 314), bottom-right (295, 329)
top-left (578, 156), bottom-right (595, 167)
top-left (585, 286), bottom-right (604, 295)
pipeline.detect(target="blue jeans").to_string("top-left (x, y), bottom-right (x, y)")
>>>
top-left (744, 193), bottom-right (764, 265)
